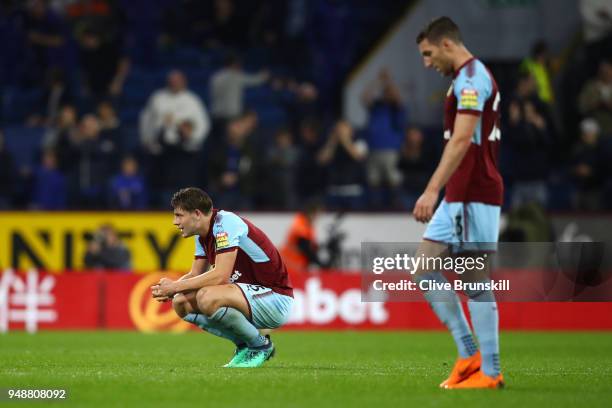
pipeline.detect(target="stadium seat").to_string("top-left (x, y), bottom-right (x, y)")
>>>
top-left (2, 125), bottom-right (45, 169)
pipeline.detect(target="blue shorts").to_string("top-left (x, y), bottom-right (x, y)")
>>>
top-left (235, 283), bottom-right (294, 329)
top-left (423, 200), bottom-right (500, 252)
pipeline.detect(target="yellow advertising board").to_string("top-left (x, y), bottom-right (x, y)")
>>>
top-left (0, 212), bottom-right (194, 273)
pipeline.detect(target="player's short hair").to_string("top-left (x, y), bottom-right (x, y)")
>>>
top-left (171, 187), bottom-right (213, 214)
top-left (416, 16), bottom-right (462, 45)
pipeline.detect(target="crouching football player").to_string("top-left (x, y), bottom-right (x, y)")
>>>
top-left (151, 187), bottom-right (294, 368)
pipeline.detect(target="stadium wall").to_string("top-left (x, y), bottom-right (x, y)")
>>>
top-left (1, 212), bottom-right (610, 273)
top-left (1, 270), bottom-right (612, 333)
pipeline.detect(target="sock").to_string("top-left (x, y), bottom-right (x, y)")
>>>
top-left (417, 272), bottom-right (478, 358)
top-left (209, 307), bottom-right (267, 348)
top-left (183, 313), bottom-right (245, 347)
top-left (466, 289), bottom-right (500, 377)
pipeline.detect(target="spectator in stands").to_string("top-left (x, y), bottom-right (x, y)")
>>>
top-left (77, 23), bottom-right (130, 101)
top-left (281, 80), bottom-right (319, 134)
top-left (504, 74), bottom-right (553, 208)
top-left (21, 0), bottom-right (67, 86)
top-left (248, 0), bottom-right (286, 52)
top-left (578, 59), bottom-right (612, 136)
top-left (156, 119), bottom-right (201, 204)
top-left (160, 0), bottom-right (208, 47)
top-left (208, 111), bottom-right (260, 210)
top-left (84, 224), bottom-right (131, 271)
top-left (204, 0), bottom-right (247, 49)
top-left (579, 0), bottom-right (612, 76)
top-left (0, 130), bottom-right (16, 209)
top-left (318, 120), bottom-right (368, 210)
top-left (44, 104), bottom-right (78, 150)
top-left (97, 100), bottom-right (122, 155)
top-left (26, 67), bottom-right (73, 127)
top-left (69, 114), bottom-right (113, 208)
top-left (570, 118), bottom-right (604, 210)
top-left (140, 69), bottom-right (210, 154)
top-left (209, 53), bottom-right (269, 136)
top-left (295, 118), bottom-right (327, 201)
top-left (108, 155), bottom-right (147, 210)
top-left (397, 127), bottom-right (434, 211)
top-left (520, 40), bottom-right (555, 105)
top-left (361, 68), bottom-right (405, 208)
top-left (264, 127), bottom-right (299, 209)
top-left (29, 148), bottom-right (67, 210)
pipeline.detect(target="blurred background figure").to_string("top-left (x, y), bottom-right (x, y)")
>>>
top-left (295, 118), bottom-right (327, 203)
top-left (520, 40), bottom-right (556, 106)
top-left (397, 127), bottom-right (435, 211)
top-left (84, 224), bottom-right (132, 271)
top-left (361, 68), bottom-right (405, 208)
top-left (209, 53), bottom-right (269, 139)
top-left (263, 127), bottom-right (299, 209)
top-left (140, 69), bottom-right (210, 155)
top-left (29, 148), bottom-right (67, 210)
top-left (108, 155), bottom-right (147, 210)
top-left (208, 111), bottom-right (260, 210)
top-left (281, 200), bottom-right (344, 274)
top-left (504, 73), bottom-right (552, 208)
top-left (139, 69), bottom-right (210, 206)
top-left (578, 59), bottom-right (612, 136)
top-left (318, 120), bottom-right (368, 210)
top-left (570, 118), bottom-right (605, 210)
top-left (68, 114), bottom-right (114, 208)
top-left (21, 0), bottom-right (68, 87)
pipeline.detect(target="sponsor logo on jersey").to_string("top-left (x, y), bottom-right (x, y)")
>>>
top-left (215, 232), bottom-right (230, 249)
top-left (459, 88), bottom-right (479, 109)
top-left (230, 270), bottom-right (242, 283)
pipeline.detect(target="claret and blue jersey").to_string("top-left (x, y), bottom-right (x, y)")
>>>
top-left (425, 58), bottom-right (503, 247)
top-left (443, 57), bottom-right (503, 206)
top-left (194, 209), bottom-right (293, 297)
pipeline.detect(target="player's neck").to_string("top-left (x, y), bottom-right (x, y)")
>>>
top-left (452, 48), bottom-right (474, 72)
top-left (197, 214), bottom-right (213, 236)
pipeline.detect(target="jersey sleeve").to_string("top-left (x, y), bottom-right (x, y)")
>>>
top-left (213, 212), bottom-right (248, 254)
top-left (454, 68), bottom-right (492, 115)
top-left (194, 236), bottom-right (206, 259)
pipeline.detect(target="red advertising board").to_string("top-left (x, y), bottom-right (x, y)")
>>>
top-left (1, 270), bottom-right (612, 332)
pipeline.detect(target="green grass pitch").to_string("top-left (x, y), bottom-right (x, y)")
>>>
top-left (1, 331), bottom-right (611, 407)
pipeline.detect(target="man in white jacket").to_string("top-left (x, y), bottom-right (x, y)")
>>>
top-left (140, 70), bottom-right (210, 154)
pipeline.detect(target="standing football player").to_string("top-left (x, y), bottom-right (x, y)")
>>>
top-left (151, 187), bottom-right (293, 368)
top-left (412, 17), bottom-right (504, 388)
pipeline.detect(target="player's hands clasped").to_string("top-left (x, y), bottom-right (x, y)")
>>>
top-left (151, 277), bottom-right (177, 302)
top-left (413, 190), bottom-right (439, 223)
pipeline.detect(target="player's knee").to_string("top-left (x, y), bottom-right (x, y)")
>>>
top-left (196, 288), bottom-right (218, 316)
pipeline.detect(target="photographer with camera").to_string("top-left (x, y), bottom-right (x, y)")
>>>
top-left (83, 223), bottom-right (132, 271)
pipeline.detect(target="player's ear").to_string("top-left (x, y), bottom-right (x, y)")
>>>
top-left (441, 38), bottom-right (452, 51)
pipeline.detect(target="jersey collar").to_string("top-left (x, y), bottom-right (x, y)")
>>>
top-left (453, 57), bottom-right (476, 79)
top-left (206, 209), bottom-right (219, 239)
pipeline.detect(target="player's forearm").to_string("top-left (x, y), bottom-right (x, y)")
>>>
top-left (177, 271), bottom-right (196, 281)
top-left (173, 268), bottom-right (227, 293)
top-left (426, 136), bottom-right (471, 193)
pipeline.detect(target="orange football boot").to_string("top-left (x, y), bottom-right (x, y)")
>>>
top-left (446, 370), bottom-right (505, 389)
top-left (439, 351), bottom-right (481, 388)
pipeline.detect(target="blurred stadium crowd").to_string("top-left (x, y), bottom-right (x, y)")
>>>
top-left (0, 0), bottom-right (611, 212)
